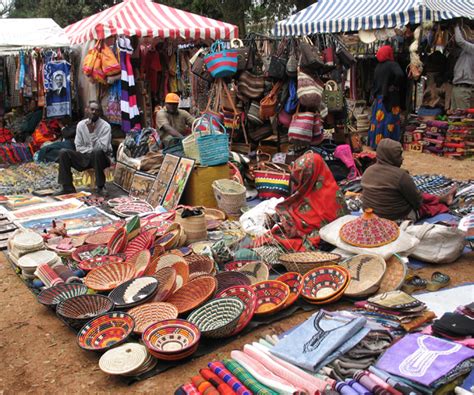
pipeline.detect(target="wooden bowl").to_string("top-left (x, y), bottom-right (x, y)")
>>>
top-left (251, 280), bottom-right (290, 316)
top-left (166, 276), bottom-right (216, 315)
top-left (301, 265), bottom-right (350, 303)
top-left (57, 294), bottom-right (114, 330)
top-left (128, 302), bottom-right (179, 334)
top-left (37, 283), bottom-right (89, 308)
top-left (276, 272), bottom-right (303, 308)
top-left (108, 276), bottom-right (159, 309)
top-left (78, 255), bottom-right (124, 272)
top-left (84, 262), bottom-right (136, 292)
top-left (77, 312), bottom-right (135, 352)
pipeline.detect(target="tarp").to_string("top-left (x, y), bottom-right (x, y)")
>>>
top-left (0, 18), bottom-right (70, 53)
top-left (274, 0), bottom-right (474, 36)
top-left (65, 0), bottom-right (238, 45)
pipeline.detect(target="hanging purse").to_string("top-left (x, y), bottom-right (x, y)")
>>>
top-left (259, 81), bottom-right (282, 120)
top-left (284, 78), bottom-right (298, 114)
top-left (237, 71), bottom-right (265, 100)
top-left (312, 115), bottom-right (324, 145)
top-left (286, 40), bottom-right (298, 77)
top-left (82, 40), bottom-right (101, 76)
top-left (204, 40), bottom-right (238, 78)
top-left (288, 106), bottom-right (315, 144)
top-left (91, 42), bottom-right (106, 84)
top-left (101, 44), bottom-right (121, 77)
top-left (323, 80), bottom-right (344, 112)
top-left (297, 70), bottom-right (324, 109)
top-left (191, 49), bottom-right (214, 82)
top-left (299, 36), bottom-right (324, 71)
top-left (247, 101), bottom-right (264, 126)
top-left (254, 162), bottom-right (291, 200)
top-left (267, 39), bottom-right (288, 80)
top-left (231, 39), bottom-right (251, 71)
top-left (278, 109), bottom-right (293, 128)
top-left (249, 123), bottom-right (273, 142)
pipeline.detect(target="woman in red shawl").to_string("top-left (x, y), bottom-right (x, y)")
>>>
top-left (272, 151), bottom-right (347, 251)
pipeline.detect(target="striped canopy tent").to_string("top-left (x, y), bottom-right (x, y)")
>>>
top-left (65, 0), bottom-right (238, 45)
top-left (274, 0), bottom-right (474, 37)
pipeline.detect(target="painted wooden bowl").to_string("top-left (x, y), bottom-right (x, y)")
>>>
top-left (77, 312), bottom-right (135, 352)
top-left (188, 297), bottom-right (245, 338)
top-left (107, 227), bottom-right (127, 255)
top-left (84, 262), bottom-right (136, 292)
top-left (108, 276), bottom-right (159, 309)
top-left (37, 283), bottom-right (89, 308)
top-left (128, 302), bottom-right (179, 334)
top-left (251, 280), bottom-right (290, 316)
top-left (276, 272), bottom-right (304, 308)
top-left (215, 285), bottom-right (257, 335)
top-left (166, 276), bottom-right (216, 315)
top-left (56, 294), bottom-right (114, 330)
top-left (301, 265), bottom-right (350, 303)
top-left (215, 271), bottom-right (251, 294)
top-left (78, 255), bottom-right (124, 272)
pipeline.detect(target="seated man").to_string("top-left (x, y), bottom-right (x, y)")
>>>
top-left (155, 93), bottom-right (195, 148)
top-left (361, 139), bottom-right (456, 221)
top-left (55, 101), bottom-right (112, 196)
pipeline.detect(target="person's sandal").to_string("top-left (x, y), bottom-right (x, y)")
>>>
top-left (426, 272), bottom-right (450, 292)
top-left (402, 275), bottom-right (428, 294)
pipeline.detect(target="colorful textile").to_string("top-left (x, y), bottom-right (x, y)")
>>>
top-left (200, 368), bottom-right (236, 395)
top-left (223, 359), bottom-right (278, 395)
top-left (272, 151), bottom-right (347, 251)
top-left (191, 375), bottom-right (219, 395)
top-left (417, 193), bottom-right (449, 219)
top-left (175, 383), bottom-right (201, 395)
top-left (368, 95), bottom-right (401, 149)
top-left (376, 334), bottom-right (474, 386)
top-left (208, 362), bottom-right (252, 395)
top-left (44, 60), bottom-right (71, 118)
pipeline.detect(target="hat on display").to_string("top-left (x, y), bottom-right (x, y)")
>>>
top-left (165, 93), bottom-right (180, 104)
top-left (358, 30), bottom-right (377, 44)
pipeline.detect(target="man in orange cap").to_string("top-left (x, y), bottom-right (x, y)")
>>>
top-left (155, 93), bottom-right (195, 147)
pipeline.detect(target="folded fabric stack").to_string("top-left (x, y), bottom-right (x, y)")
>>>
top-left (353, 290), bottom-right (436, 334)
top-left (413, 174), bottom-right (456, 197)
top-left (422, 120), bottom-right (448, 155)
top-left (403, 120), bottom-right (426, 152)
top-left (445, 111), bottom-right (474, 158)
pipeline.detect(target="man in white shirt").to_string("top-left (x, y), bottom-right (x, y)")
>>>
top-left (55, 101), bottom-right (112, 196)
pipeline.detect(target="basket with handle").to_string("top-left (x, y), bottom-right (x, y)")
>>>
top-left (212, 179), bottom-right (246, 217)
top-left (183, 117), bottom-right (212, 163)
top-left (197, 118), bottom-right (229, 167)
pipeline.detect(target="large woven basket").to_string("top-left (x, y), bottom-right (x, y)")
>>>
top-left (182, 134), bottom-right (201, 163)
top-left (212, 179), bottom-right (246, 217)
top-left (279, 251), bottom-right (342, 274)
top-left (174, 208), bottom-right (207, 244)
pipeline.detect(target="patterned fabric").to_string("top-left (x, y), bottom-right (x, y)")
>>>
top-left (413, 175), bottom-right (456, 197)
top-left (223, 360), bottom-right (279, 395)
top-left (208, 362), bottom-right (252, 395)
top-left (272, 151), bottom-right (347, 251)
top-left (368, 95), bottom-right (401, 149)
top-left (191, 375), bottom-right (220, 395)
top-left (199, 368), bottom-right (236, 395)
top-left (44, 60), bottom-right (72, 118)
top-left (176, 383), bottom-right (201, 395)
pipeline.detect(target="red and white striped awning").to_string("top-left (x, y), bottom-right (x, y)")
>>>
top-left (65, 0), bottom-right (238, 45)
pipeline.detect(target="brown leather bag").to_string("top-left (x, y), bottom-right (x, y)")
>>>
top-left (259, 81), bottom-right (282, 120)
top-left (237, 71), bottom-right (264, 100)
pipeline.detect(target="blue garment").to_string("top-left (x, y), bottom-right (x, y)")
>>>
top-left (44, 60), bottom-right (71, 118)
top-left (368, 95), bottom-right (401, 149)
top-left (36, 140), bottom-right (74, 163)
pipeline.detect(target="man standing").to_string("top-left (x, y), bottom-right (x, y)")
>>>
top-left (451, 24), bottom-right (474, 110)
top-left (55, 101), bottom-right (112, 196)
top-left (155, 93), bottom-right (195, 147)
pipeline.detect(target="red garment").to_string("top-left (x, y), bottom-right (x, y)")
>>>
top-left (200, 368), bottom-right (236, 395)
top-left (0, 128), bottom-right (14, 143)
top-left (272, 152), bottom-right (347, 251)
top-left (376, 45), bottom-right (395, 63)
top-left (417, 193), bottom-right (449, 219)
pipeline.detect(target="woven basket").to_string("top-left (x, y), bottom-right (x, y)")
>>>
top-left (167, 276), bottom-right (216, 314)
top-left (215, 271), bottom-right (251, 294)
top-left (212, 179), bottom-right (246, 217)
top-left (185, 254), bottom-right (215, 278)
top-left (187, 297), bottom-right (244, 338)
top-left (151, 267), bottom-right (177, 302)
top-left (251, 280), bottom-right (290, 316)
top-left (377, 255), bottom-right (407, 294)
top-left (174, 208), bottom-right (207, 244)
top-left (279, 251), bottom-right (342, 274)
top-left (129, 302), bottom-right (179, 334)
top-left (237, 261), bottom-right (270, 285)
top-left (182, 134), bottom-right (201, 163)
top-left (197, 131), bottom-right (229, 167)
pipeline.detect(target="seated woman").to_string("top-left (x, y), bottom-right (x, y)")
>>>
top-left (361, 139), bottom-right (456, 221)
top-left (272, 151), bottom-right (347, 251)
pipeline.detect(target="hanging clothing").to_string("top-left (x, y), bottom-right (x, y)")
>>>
top-left (119, 36), bottom-right (141, 132)
top-left (105, 80), bottom-right (122, 125)
top-left (272, 151), bottom-right (347, 251)
top-left (44, 60), bottom-right (72, 118)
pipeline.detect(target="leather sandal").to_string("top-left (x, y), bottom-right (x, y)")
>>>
top-left (426, 272), bottom-right (450, 292)
top-left (402, 275), bottom-right (428, 294)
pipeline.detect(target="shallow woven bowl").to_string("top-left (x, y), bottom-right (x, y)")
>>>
top-left (215, 271), bottom-right (251, 294)
top-left (302, 265), bottom-right (350, 303)
top-left (77, 312), bottom-right (135, 352)
top-left (224, 260), bottom-right (256, 272)
top-left (107, 227), bottom-right (128, 255)
top-left (57, 294), bottom-right (114, 330)
top-left (108, 276), bottom-right (159, 309)
top-left (78, 255), bottom-right (124, 272)
top-left (187, 297), bottom-right (245, 338)
top-left (72, 244), bottom-right (108, 263)
top-left (128, 302), bottom-right (179, 334)
top-left (279, 251), bottom-right (342, 275)
top-left (125, 230), bottom-right (155, 260)
top-left (85, 231), bottom-right (115, 246)
top-left (166, 276), bottom-right (216, 315)
top-left (142, 319), bottom-right (200, 356)
top-left (155, 254), bottom-right (189, 290)
top-left (128, 250), bottom-right (152, 278)
top-left (85, 262), bottom-right (136, 292)
top-left (185, 254), bottom-right (215, 279)
top-left (276, 272), bottom-right (303, 308)
top-left (37, 283), bottom-right (89, 308)
top-left (378, 255), bottom-right (407, 294)
top-left (215, 285), bottom-right (257, 335)
top-left (151, 267), bottom-right (177, 302)
top-left (237, 261), bottom-right (270, 285)
top-left (251, 280), bottom-right (290, 316)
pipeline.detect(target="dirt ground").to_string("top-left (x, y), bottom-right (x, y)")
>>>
top-left (0, 151), bottom-right (473, 395)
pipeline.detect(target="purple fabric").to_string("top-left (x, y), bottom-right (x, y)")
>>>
top-left (345, 379), bottom-right (372, 395)
top-left (376, 334), bottom-right (474, 386)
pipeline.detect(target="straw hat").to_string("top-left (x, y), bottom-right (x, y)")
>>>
top-left (339, 254), bottom-right (386, 298)
top-left (358, 30), bottom-right (377, 44)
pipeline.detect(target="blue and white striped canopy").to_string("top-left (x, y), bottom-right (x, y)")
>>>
top-left (274, 0), bottom-right (474, 37)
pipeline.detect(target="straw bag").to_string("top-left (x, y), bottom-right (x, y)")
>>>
top-left (260, 81), bottom-right (282, 120)
top-left (82, 41), bottom-right (101, 76)
top-left (183, 117), bottom-right (212, 163)
top-left (237, 71), bottom-right (264, 100)
top-left (204, 40), bottom-right (238, 78)
top-left (323, 80), bottom-right (344, 112)
top-left (254, 162), bottom-right (290, 199)
top-left (197, 119), bottom-right (229, 167)
top-left (288, 107), bottom-right (315, 143)
top-left (175, 207), bottom-right (208, 243)
top-left (247, 101), bottom-right (264, 125)
top-left (297, 70), bottom-right (324, 109)
top-left (212, 179), bottom-right (246, 216)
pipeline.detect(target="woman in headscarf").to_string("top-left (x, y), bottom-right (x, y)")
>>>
top-left (368, 45), bottom-right (405, 148)
top-left (271, 151), bottom-right (347, 251)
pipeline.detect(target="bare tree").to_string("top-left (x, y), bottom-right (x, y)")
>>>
top-left (0, 0), bottom-right (14, 17)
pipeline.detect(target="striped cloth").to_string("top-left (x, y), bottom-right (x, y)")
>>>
top-left (199, 368), bottom-right (236, 395)
top-left (274, 0), bottom-right (474, 36)
top-left (222, 360), bottom-right (279, 395)
top-left (175, 383), bottom-right (201, 395)
top-left (208, 362), bottom-right (252, 395)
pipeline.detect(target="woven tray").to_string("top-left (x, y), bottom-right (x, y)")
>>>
top-left (85, 231), bottom-right (115, 246)
top-left (128, 302), bottom-right (179, 334)
top-left (339, 254), bottom-right (387, 297)
top-left (99, 343), bottom-right (148, 375)
top-left (167, 276), bottom-right (216, 314)
top-left (377, 255), bottom-right (407, 294)
top-left (84, 262), bottom-right (136, 292)
top-left (129, 250), bottom-right (152, 277)
top-left (151, 267), bottom-right (177, 302)
top-left (279, 251), bottom-right (342, 274)
top-left (237, 261), bottom-right (269, 285)
top-left (108, 276), bottom-right (159, 309)
top-left (185, 255), bottom-right (215, 277)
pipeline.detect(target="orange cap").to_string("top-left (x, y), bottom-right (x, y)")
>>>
top-left (165, 93), bottom-right (180, 104)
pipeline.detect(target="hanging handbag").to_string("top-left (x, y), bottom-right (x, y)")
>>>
top-left (259, 81), bottom-right (282, 120)
top-left (267, 39), bottom-right (288, 80)
top-left (231, 39), bottom-right (251, 71)
top-left (284, 78), bottom-right (298, 114)
top-left (204, 40), bottom-right (238, 78)
top-left (299, 37), bottom-right (324, 71)
top-left (336, 45), bottom-right (356, 67)
top-left (286, 40), bottom-right (298, 78)
top-left (247, 101), bottom-right (264, 126)
top-left (323, 80), bottom-right (344, 112)
top-left (203, 83), bottom-right (224, 129)
top-left (196, 120), bottom-right (229, 167)
top-left (192, 50), bottom-right (214, 82)
top-left (237, 71), bottom-right (264, 100)
top-left (219, 80), bottom-right (242, 135)
top-left (91, 49), bottom-right (106, 84)
top-left (254, 162), bottom-right (291, 200)
top-left (288, 106), bottom-right (315, 144)
top-left (101, 44), bottom-right (121, 77)
top-left (249, 123), bottom-right (273, 142)
top-left (278, 109), bottom-right (293, 128)
top-left (297, 70), bottom-right (324, 109)
top-left (312, 115), bottom-right (324, 145)
top-left (82, 41), bottom-right (101, 76)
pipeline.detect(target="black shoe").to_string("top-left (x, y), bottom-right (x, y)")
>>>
top-left (95, 186), bottom-right (108, 197)
top-left (53, 186), bottom-right (76, 196)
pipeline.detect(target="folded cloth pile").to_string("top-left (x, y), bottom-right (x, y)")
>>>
top-left (444, 111), bottom-right (474, 158)
top-left (353, 290), bottom-right (436, 334)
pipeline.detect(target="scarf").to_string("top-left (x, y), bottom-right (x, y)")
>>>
top-left (376, 45), bottom-right (394, 63)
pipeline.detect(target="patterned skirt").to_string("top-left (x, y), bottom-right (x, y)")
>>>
top-left (368, 95), bottom-right (401, 149)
